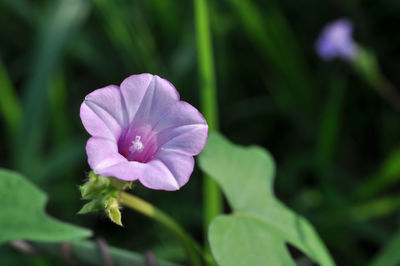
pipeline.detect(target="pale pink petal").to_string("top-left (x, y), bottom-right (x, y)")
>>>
top-left (80, 85), bottom-right (127, 140)
top-left (120, 74), bottom-right (179, 123)
top-left (154, 101), bottom-right (208, 155)
top-left (153, 101), bottom-right (207, 132)
top-left (153, 151), bottom-right (195, 188)
top-left (97, 161), bottom-right (145, 181)
top-left (158, 124), bottom-right (208, 156)
top-left (138, 160), bottom-right (180, 191)
top-left (128, 75), bottom-right (180, 128)
top-left (120, 74), bottom-right (154, 122)
top-left (86, 137), bottom-right (126, 173)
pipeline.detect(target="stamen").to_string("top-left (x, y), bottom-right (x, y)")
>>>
top-left (129, 136), bottom-right (144, 153)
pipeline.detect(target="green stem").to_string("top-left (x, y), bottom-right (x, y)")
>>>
top-left (119, 192), bottom-right (203, 266)
top-left (352, 47), bottom-right (400, 111)
top-left (194, 0), bottom-right (223, 234)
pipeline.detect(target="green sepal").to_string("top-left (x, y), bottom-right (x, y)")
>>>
top-left (78, 172), bottom-right (133, 226)
top-left (80, 172), bottom-right (110, 200)
top-left (104, 196), bottom-right (123, 226)
top-left (77, 196), bottom-right (104, 214)
top-left (110, 178), bottom-right (133, 191)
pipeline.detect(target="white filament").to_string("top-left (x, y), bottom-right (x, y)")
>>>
top-left (129, 136), bottom-right (144, 153)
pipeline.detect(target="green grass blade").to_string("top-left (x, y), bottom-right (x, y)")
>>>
top-left (316, 75), bottom-right (346, 168)
top-left (194, 0), bottom-right (223, 232)
top-left (0, 57), bottom-right (23, 140)
top-left (354, 147), bottom-right (400, 199)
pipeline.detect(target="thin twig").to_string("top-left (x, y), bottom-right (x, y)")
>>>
top-left (10, 240), bottom-right (38, 255)
top-left (378, 77), bottom-right (400, 111)
top-left (61, 242), bottom-right (78, 265)
top-left (144, 250), bottom-right (159, 266)
top-left (96, 237), bottom-right (115, 266)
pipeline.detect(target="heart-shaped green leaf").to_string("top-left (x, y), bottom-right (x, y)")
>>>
top-left (0, 168), bottom-right (92, 244)
top-left (199, 133), bottom-right (335, 266)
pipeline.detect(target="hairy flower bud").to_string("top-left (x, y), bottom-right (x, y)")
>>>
top-left (104, 196), bottom-right (123, 226)
top-left (80, 172), bottom-right (110, 199)
top-left (78, 172), bottom-right (130, 226)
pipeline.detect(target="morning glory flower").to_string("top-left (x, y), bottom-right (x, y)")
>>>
top-left (315, 18), bottom-right (359, 61)
top-left (80, 74), bottom-right (208, 191)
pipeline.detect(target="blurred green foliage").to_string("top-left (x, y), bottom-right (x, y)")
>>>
top-left (1, 0), bottom-right (400, 265)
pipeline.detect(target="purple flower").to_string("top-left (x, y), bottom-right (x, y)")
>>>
top-left (315, 18), bottom-right (359, 61)
top-left (80, 74), bottom-right (208, 191)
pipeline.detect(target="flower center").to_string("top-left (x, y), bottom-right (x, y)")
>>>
top-left (129, 136), bottom-right (144, 153)
top-left (118, 128), bottom-right (159, 163)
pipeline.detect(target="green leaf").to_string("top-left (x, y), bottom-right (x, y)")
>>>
top-left (199, 133), bottom-right (335, 266)
top-left (209, 215), bottom-right (295, 266)
top-left (0, 168), bottom-right (92, 244)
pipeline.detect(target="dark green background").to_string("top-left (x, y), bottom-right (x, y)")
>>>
top-left (1, 0), bottom-right (400, 265)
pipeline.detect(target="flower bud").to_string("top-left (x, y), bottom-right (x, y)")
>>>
top-left (104, 196), bottom-right (123, 226)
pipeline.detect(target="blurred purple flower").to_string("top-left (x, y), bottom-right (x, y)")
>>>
top-left (315, 18), bottom-right (358, 61)
top-left (80, 74), bottom-right (208, 191)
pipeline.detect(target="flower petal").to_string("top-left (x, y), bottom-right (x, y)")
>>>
top-left (80, 85), bottom-right (127, 140)
top-left (97, 161), bottom-right (144, 181)
top-left (315, 18), bottom-right (357, 61)
top-left (154, 151), bottom-right (195, 188)
top-left (130, 75), bottom-right (180, 127)
top-left (154, 101), bottom-right (208, 155)
top-left (86, 137), bottom-right (126, 173)
top-left (120, 74), bottom-right (154, 122)
top-left (120, 74), bottom-right (179, 124)
top-left (154, 101), bottom-right (207, 132)
top-left (158, 124), bottom-right (208, 156)
top-left (138, 160), bottom-right (181, 191)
